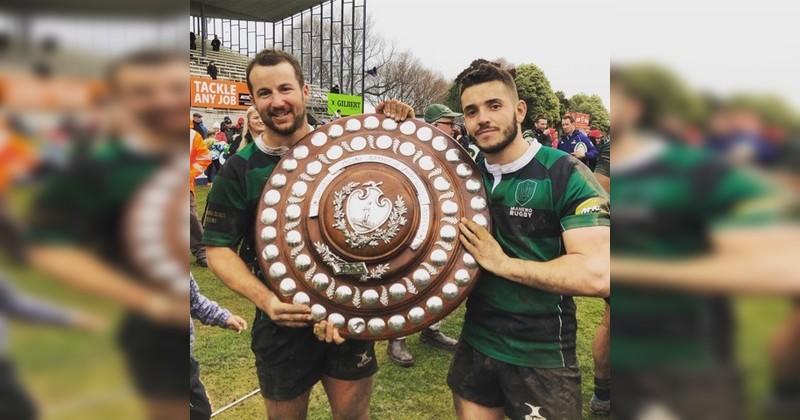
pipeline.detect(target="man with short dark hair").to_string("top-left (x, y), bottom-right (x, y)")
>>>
top-left (211, 35), bottom-right (221, 52)
top-left (532, 115), bottom-right (552, 147)
top-left (203, 48), bottom-right (415, 419)
top-left (446, 60), bottom-right (610, 419)
top-left (558, 114), bottom-right (598, 167)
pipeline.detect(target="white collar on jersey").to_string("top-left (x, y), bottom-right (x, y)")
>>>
top-left (254, 125), bottom-right (314, 157)
top-left (483, 141), bottom-right (541, 193)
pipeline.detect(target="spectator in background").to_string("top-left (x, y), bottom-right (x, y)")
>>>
top-left (532, 114), bottom-right (553, 147)
top-left (588, 128), bottom-right (604, 146)
top-left (190, 32), bottom-right (196, 50)
top-left (190, 128), bottom-right (211, 267)
top-left (206, 61), bottom-right (218, 80)
top-left (558, 114), bottom-right (598, 168)
top-left (190, 274), bottom-right (247, 420)
top-left (211, 35), bottom-right (221, 52)
top-left (424, 103), bottom-right (462, 138)
top-left (233, 117), bottom-right (244, 136)
top-left (228, 106), bottom-right (265, 158)
top-left (213, 122), bottom-right (228, 143)
top-left (192, 113), bottom-right (208, 138)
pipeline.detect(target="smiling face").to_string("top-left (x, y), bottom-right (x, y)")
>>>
top-left (249, 61), bottom-right (309, 137)
top-left (248, 110), bottom-right (266, 136)
top-left (561, 117), bottom-right (575, 134)
top-left (460, 80), bottom-right (526, 154)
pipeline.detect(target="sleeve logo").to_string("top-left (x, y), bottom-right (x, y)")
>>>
top-left (575, 197), bottom-right (609, 215)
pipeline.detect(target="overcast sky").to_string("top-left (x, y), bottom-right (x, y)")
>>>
top-left (368, 0), bottom-right (611, 108)
top-left (612, 0), bottom-right (800, 109)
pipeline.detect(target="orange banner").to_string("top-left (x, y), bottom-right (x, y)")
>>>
top-left (566, 112), bottom-right (591, 130)
top-left (190, 76), bottom-right (252, 110)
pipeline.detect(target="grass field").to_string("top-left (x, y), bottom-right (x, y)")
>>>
top-left (4, 183), bottom-right (789, 419)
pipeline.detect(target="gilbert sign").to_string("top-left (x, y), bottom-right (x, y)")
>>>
top-left (190, 76), bottom-right (252, 110)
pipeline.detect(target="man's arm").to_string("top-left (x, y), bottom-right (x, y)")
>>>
top-left (458, 219), bottom-right (609, 297)
top-left (613, 225), bottom-right (800, 295)
top-left (205, 246), bottom-right (311, 327)
top-left (28, 245), bottom-right (187, 326)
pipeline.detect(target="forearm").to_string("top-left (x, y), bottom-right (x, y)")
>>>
top-left (206, 246), bottom-right (275, 314)
top-left (612, 254), bottom-right (800, 295)
top-left (498, 253), bottom-right (609, 297)
top-left (28, 246), bottom-right (157, 313)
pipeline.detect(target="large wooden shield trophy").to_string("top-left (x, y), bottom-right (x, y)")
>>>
top-left (255, 115), bottom-right (491, 339)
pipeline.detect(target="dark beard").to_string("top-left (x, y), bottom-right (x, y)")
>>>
top-left (475, 116), bottom-right (518, 154)
top-left (262, 108), bottom-right (306, 136)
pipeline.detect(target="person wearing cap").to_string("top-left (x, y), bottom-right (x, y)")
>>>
top-left (424, 103), bottom-right (462, 138)
top-left (385, 104), bottom-right (463, 368)
top-left (192, 112), bottom-right (208, 138)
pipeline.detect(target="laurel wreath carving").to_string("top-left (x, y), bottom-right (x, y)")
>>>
top-left (428, 168), bottom-right (442, 179)
top-left (360, 263), bottom-right (390, 282)
top-left (352, 287), bottom-right (361, 308)
top-left (331, 182), bottom-right (408, 249)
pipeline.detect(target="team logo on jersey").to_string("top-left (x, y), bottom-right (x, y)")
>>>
top-left (514, 180), bottom-right (538, 207)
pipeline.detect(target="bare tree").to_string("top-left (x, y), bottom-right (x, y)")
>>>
top-left (365, 51), bottom-right (449, 113)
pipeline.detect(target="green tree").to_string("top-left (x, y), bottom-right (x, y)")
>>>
top-left (555, 90), bottom-right (571, 121)
top-left (568, 93), bottom-right (611, 133)
top-left (443, 82), bottom-right (462, 112)
top-left (514, 63), bottom-right (560, 130)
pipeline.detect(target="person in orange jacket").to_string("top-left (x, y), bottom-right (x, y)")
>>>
top-left (190, 128), bottom-right (211, 266)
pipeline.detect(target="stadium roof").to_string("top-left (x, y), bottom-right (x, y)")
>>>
top-left (190, 0), bottom-right (323, 22)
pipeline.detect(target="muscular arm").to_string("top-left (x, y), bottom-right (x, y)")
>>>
top-left (459, 220), bottom-right (610, 297)
top-left (613, 225), bottom-right (800, 295)
top-left (205, 246), bottom-right (311, 327)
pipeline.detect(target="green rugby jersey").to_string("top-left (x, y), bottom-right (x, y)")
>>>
top-left (462, 142), bottom-right (610, 368)
top-left (201, 141), bottom-right (282, 272)
top-left (29, 140), bottom-right (165, 267)
top-left (612, 139), bottom-right (781, 370)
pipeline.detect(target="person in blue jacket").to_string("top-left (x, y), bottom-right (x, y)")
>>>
top-left (558, 114), bottom-right (599, 169)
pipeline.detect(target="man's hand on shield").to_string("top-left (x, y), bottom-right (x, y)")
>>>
top-left (376, 99), bottom-right (415, 122)
top-left (313, 320), bottom-right (346, 344)
top-left (264, 293), bottom-right (312, 328)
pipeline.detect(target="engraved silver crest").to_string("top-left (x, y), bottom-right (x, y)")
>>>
top-left (332, 181), bottom-right (408, 249)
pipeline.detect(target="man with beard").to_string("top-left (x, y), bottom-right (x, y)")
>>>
top-left (27, 50), bottom-right (190, 420)
top-left (446, 60), bottom-right (610, 419)
top-left (532, 115), bottom-right (553, 147)
top-left (202, 49), bottom-right (414, 420)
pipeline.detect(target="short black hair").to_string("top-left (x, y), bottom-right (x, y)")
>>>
top-left (535, 114), bottom-right (548, 123)
top-left (106, 49), bottom-right (184, 91)
top-left (246, 49), bottom-right (305, 93)
top-left (562, 114), bottom-right (576, 123)
top-left (457, 59), bottom-right (517, 99)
